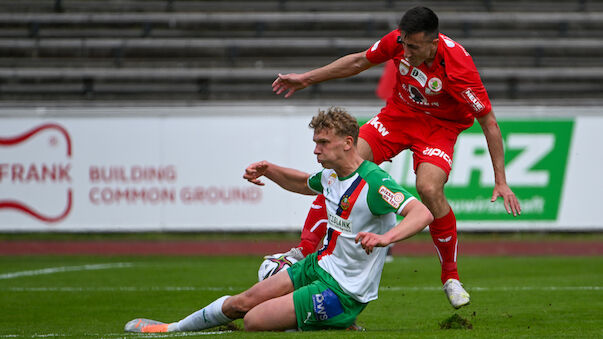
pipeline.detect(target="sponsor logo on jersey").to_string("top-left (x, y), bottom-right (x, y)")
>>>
top-left (378, 185), bottom-right (405, 209)
top-left (427, 77), bottom-right (442, 92)
top-left (408, 85), bottom-right (427, 105)
top-left (368, 116), bottom-right (390, 136)
top-left (443, 37), bottom-right (456, 48)
top-left (371, 40), bottom-right (381, 52)
top-left (411, 68), bottom-right (427, 87)
top-left (398, 58), bottom-right (410, 75)
top-left (423, 147), bottom-right (453, 167)
top-left (327, 210), bottom-right (352, 233)
top-left (327, 172), bottom-right (337, 186)
top-left (462, 88), bottom-right (485, 112)
top-left (442, 36), bottom-right (470, 56)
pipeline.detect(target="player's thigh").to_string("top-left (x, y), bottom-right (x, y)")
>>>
top-left (359, 112), bottom-right (414, 165)
top-left (411, 121), bottom-right (458, 177)
top-left (232, 270), bottom-right (294, 312)
top-left (292, 280), bottom-right (365, 331)
top-left (243, 292), bottom-right (296, 331)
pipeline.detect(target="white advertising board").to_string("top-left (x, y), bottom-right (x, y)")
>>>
top-left (0, 105), bottom-right (601, 231)
top-left (0, 113), bottom-right (319, 231)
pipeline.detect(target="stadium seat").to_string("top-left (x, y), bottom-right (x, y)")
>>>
top-left (0, 0), bottom-right (601, 105)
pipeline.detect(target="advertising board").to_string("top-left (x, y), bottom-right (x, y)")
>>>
top-left (0, 106), bottom-right (600, 231)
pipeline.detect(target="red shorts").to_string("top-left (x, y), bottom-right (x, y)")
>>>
top-left (359, 105), bottom-right (462, 176)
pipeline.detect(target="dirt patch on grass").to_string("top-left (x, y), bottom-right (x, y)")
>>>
top-left (439, 313), bottom-right (473, 330)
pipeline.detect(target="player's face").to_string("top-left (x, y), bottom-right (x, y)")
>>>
top-left (400, 31), bottom-right (438, 67)
top-left (313, 128), bottom-right (348, 169)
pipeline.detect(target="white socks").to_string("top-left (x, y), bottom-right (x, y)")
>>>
top-left (167, 295), bottom-right (233, 332)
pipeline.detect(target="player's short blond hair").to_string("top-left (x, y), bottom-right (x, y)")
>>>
top-left (309, 107), bottom-right (359, 145)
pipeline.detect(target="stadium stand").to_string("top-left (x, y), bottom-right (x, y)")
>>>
top-left (0, 0), bottom-right (601, 105)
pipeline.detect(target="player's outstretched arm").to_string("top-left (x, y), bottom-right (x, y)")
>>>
top-left (355, 199), bottom-right (433, 254)
top-left (244, 160), bottom-right (315, 195)
top-left (477, 111), bottom-right (522, 216)
top-left (272, 51), bottom-right (375, 98)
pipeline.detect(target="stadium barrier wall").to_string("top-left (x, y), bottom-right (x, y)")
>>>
top-left (0, 105), bottom-right (600, 232)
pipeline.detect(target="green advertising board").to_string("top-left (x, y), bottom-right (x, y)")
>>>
top-left (359, 118), bottom-right (574, 221)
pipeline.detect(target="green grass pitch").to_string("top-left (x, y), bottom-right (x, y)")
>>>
top-left (0, 255), bottom-right (601, 338)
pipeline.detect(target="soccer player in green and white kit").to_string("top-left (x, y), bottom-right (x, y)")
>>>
top-left (125, 107), bottom-right (433, 332)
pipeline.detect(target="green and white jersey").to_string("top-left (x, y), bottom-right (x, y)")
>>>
top-left (307, 160), bottom-right (416, 303)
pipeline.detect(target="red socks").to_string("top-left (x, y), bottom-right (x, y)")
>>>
top-left (428, 209), bottom-right (460, 284)
top-left (297, 194), bottom-right (328, 257)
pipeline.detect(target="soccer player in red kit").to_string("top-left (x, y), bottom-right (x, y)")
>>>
top-left (272, 6), bottom-right (521, 309)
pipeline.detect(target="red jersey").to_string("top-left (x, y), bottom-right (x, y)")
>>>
top-left (366, 30), bottom-right (491, 131)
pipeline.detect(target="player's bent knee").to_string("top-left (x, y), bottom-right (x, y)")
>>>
top-left (416, 181), bottom-right (443, 200)
top-left (227, 294), bottom-right (255, 315)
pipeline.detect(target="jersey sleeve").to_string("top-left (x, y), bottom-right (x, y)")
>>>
top-left (307, 171), bottom-right (324, 194)
top-left (441, 36), bottom-right (492, 118)
top-left (365, 171), bottom-right (416, 216)
top-left (365, 29), bottom-right (401, 65)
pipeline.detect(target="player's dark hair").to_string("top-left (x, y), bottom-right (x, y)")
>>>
top-left (310, 107), bottom-right (359, 145)
top-left (398, 6), bottom-right (439, 40)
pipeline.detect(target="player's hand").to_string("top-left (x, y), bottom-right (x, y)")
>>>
top-left (272, 73), bottom-right (307, 98)
top-left (243, 161), bottom-right (269, 186)
top-left (491, 183), bottom-right (521, 217)
top-left (355, 232), bottom-right (388, 255)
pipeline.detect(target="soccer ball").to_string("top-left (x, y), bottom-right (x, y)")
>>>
top-left (258, 254), bottom-right (298, 282)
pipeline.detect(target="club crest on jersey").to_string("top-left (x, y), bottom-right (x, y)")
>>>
top-left (398, 59), bottom-right (410, 76)
top-left (340, 196), bottom-right (350, 210)
top-left (427, 77), bottom-right (442, 92)
top-left (378, 186), bottom-right (405, 209)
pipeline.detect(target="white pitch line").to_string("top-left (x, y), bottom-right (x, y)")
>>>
top-left (379, 286), bottom-right (603, 291)
top-left (0, 263), bottom-right (134, 280)
top-left (103, 331), bottom-right (233, 338)
top-left (0, 332), bottom-right (232, 338)
top-left (3, 286), bottom-right (243, 292)
top-left (2, 285), bottom-right (601, 292)
top-left (0, 335), bottom-right (66, 338)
